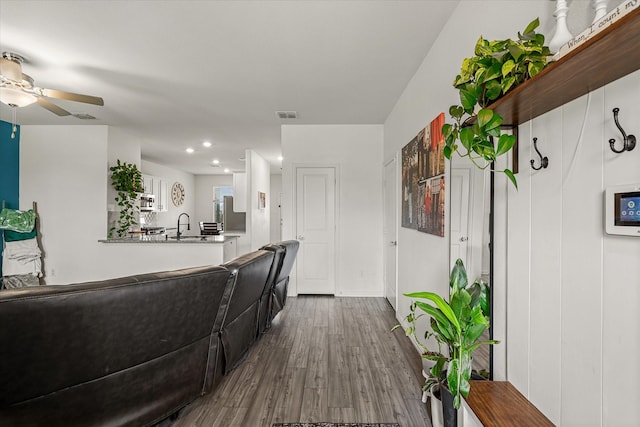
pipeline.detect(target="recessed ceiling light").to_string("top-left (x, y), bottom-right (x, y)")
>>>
top-left (224, 168), bottom-right (230, 173)
top-left (203, 141), bottom-right (212, 148)
top-left (186, 148), bottom-right (194, 154)
top-left (212, 159), bottom-right (220, 164)
top-left (277, 156), bottom-right (284, 161)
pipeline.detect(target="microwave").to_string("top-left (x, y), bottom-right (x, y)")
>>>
top-left (140, 194), bottom-right (155, 211)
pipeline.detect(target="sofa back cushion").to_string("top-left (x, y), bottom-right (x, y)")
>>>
top-left (272, 240), bottom-right (299, 284)
top-left (220, 250), bottom-right (275, 371)
top-left (255, 243), bottom-right (285, 334)
top-left (222, 250), bottom-right (275, 323)
top-left (0, 265), bottom-right (230, 409)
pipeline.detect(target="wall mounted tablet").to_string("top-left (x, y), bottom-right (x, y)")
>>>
top-left (605, 183), bottom-right (640, 237)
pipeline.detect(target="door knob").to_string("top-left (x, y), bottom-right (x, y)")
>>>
top-left (460, 237), bottom-right (468, 242)
top-left (390, 241), bottom-right (397, 246)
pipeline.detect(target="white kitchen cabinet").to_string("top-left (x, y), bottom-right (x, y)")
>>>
top-left (142, 174), bottom-right (153, 194)
top-left (152, 178), bottom-right (169, 212)
top-left (223, 237), bottom-right (238, 262)
top-left (152, 179), bottom-right (161, 211)
top-left (161, 180), bottom-right (169, 211)
top-left (141, 174), bottom-right (170, 212)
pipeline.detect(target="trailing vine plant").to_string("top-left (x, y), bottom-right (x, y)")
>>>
top-left (108, 160), bottom-right (143, 238)
top-left (442, 18), bottom-right (552, 188)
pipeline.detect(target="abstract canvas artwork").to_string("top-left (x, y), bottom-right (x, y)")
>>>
top-left (401, 112), bottom-right (446, 237)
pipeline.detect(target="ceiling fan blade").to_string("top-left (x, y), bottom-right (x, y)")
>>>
top-left (37, 97), bottom-right (71, 116)
top-left (41, 88), bottom-right (104, 106)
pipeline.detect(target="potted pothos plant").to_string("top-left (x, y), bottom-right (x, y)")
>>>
top-left (442, 18), bottom-right (552, 188)
top-left (108, 160), bottom-right (144, 238)
top-left (395, 259), bottom-right (498, 427)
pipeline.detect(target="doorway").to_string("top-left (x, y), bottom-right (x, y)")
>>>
top-left (295, 167), bottom-right (336, 295)
top-left (212, 186), bottom-right (233, 225)
top-left (450, 160), bottom-right (493, 378)
top-left (383, 158), bottom-right (398, 310)
top-left (450, 168), bottom-right (471, 269)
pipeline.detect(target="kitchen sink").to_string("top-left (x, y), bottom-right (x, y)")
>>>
top-left (169, 235), bottom-right (206, 240)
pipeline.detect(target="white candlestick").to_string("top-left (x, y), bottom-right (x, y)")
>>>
top-left (549, 0), bottom-right (574, 54)
top-left (592, 0), bottom-right (608, 23)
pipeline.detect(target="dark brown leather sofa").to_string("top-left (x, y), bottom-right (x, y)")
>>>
top-left (0, 265), bottom-right (233, 427)
top-left (0, 241), bottom-right (299, 427)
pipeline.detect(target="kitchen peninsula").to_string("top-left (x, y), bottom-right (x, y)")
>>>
top-left (100, 234), bottom-right (238, 244)
top-left (97, 234), bottom-right (239, 278)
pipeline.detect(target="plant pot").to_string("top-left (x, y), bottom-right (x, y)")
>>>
top-left (422, 356), bottom-right (437, 375)
top-left (440, 383), bottom-right (457, 427)
top-left (429, 385), bottom-right (444, 427)
top-left (440, 371), bottom-right (487, 427)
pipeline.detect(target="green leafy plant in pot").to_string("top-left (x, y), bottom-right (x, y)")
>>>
top-left (398, 258), bottom-right (498, 420)
top-left (108, 160), bottom-right (143, 238)
top-left (441, 18), bottom-right (552, 189)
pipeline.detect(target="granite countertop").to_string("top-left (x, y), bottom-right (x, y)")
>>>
top-left (99, 234), bottom-right (240, 244)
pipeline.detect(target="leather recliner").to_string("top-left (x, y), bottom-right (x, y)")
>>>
top-left (261, 240), bottom-right (299, 327)
top-left (219, 249), bottom-right (275, 373)
top-left (256, 243), bottom-right (285, 336)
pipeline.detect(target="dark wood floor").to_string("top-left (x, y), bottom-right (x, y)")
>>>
top-left (173, 296), bottom-right (431, 427)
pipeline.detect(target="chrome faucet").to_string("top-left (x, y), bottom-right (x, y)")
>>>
top-left (176, 213), bottom-right (190, 240)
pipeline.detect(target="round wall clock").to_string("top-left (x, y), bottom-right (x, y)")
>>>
top-left (171, 182), bottom-right (185, 207)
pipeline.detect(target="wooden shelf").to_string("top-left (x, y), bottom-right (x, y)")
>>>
top-left (489, 7), bottom-right (640, 126)
top-left (466, 381), bottom-right (554, 426)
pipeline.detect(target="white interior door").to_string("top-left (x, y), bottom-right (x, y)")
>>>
top-left (384, 158), bottom-right (398, 310)
top-left (450, 168), bottom-right (471, 269)
top-left (296, 167), bottom-right (336, 294)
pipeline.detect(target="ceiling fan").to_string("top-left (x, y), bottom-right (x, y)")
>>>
top-left (0, 51), bottom-right (104, 117)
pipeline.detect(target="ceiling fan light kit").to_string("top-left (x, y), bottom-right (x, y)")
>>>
top-left (0, 86), bottom-right (37, 107)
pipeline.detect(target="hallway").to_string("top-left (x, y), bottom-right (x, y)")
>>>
top-left (174, 296), bottom-right (430, 426)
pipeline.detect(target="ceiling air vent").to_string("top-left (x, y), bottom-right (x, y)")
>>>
top-left (276, 111), bottom-right (297, 119)
top-left (72, 113), bottom-right (97, 120)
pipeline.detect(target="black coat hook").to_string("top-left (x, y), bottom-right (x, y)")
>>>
top-left (530, 137), bottom-right (548, 170)
top-left (609, 107), bottom-right (636, 153)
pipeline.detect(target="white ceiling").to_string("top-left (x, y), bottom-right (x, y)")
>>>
top-left (0, 0), bottom-right (458, 175)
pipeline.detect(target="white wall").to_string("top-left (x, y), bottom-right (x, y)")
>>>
top-left (600, 73), bottom-right (640, 426)
top-left (281, 124), bottom-right (384, 297)
top-left (384, 0), bottom-right (555, 357)
top-left (500, 70), bottom-right (640, 426)
top-left (383, 1), bottom-right (640, 425)
top-left (107, 127), bottom-right (141, 168)
top-left (20, 125), bottom-right (109, 285)
top-left (246, 149), bottom-right (271, 251)
top-left (141, 160), bottom-right (195, 231)
top-left (270, 174), bottom-right (282, 242)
